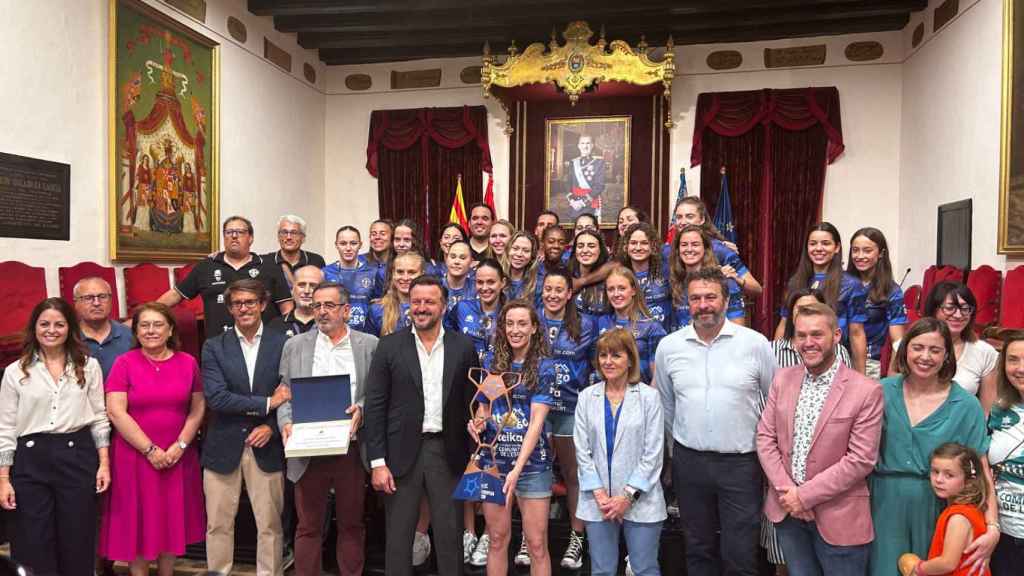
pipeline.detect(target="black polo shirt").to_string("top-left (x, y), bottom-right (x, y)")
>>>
top-left (266, 310), bottom-right (317, 338)
top-left (175, 252), bottom-right (292, 338)
top-left (263, 250), bottom-right (327, 277)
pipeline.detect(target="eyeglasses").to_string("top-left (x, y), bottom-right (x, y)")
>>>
top-left (312, 302), bottom-right (343, 312)
top-left (224, 229), bottom-right (250, 238)
top-left (939, 304), bottom-right (975, 317)
top-left (74, 294), bottom-right (111, 303)
top-left (278, 230), bottom-right (304, 238)
top-left (229, 299), bottom-right (261, 310)
top-left (137, 321), bottom-right (168, 330)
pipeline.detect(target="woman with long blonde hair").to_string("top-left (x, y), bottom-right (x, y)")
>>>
top-left (367, 252), bottom-right (424, 337)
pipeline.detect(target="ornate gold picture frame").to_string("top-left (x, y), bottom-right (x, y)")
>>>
top-left (544, 116), bottom-right (631, 229)
top-left (1000, 0), bottom-right (1024, 254)
top-left (109, 0), bottom-right (219, 261)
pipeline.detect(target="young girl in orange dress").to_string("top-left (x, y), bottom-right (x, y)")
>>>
top-left (908, 443), bottom-right (993, 576)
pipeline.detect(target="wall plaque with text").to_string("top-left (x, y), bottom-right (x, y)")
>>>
top-left (0, 152), bottom-right (70, 241)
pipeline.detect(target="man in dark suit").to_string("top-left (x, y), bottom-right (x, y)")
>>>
top-left (201, 279), bottom-right (292, 575)
top-left (365, 275), bottom-right (480, 576)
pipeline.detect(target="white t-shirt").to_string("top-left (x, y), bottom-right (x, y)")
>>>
top-left (988, 403), bottom-right (1024, 539)
top-left (892, 338), bottom-right (997, 395)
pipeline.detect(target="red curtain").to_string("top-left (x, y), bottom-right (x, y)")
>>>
top-left (692, 87), bottom-right (844, 335)
top-left (367, 106), bottom-right (492, 255)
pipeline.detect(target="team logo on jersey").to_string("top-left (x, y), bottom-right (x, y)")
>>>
top-left (361, 277), bottom-right (372, 289)
top-left (286, 329), bottom-right (295, 337)
top-left (547, 325), bottom-right (560, 344)
top-left (249, 268), bottom-right (260, 278)
top-left (214, 269), bottom-right (222, 282)
top-left (217, 294), bottom-right (224, 304)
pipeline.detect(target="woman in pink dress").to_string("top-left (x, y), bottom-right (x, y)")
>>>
top-left (99, 303), bottom-right (206, 575)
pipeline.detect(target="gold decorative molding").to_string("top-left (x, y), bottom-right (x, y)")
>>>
top-left (481, 21), bottom-right (675, 127)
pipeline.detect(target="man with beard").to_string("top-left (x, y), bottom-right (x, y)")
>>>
top-left (277, 281), bottom-right (378, 576)
top-left (364, 275), bottom-right (479, 576)
top-left (158, 215), bottom-right (293, 338)
top-left (655, 267), bottom-right (775, 576)
top-left (756, 303), bottom-right (882, 576)
top-left (269, 266), bottom-right (323, 338)
top-left (467, 203), bottom-right (494, 262)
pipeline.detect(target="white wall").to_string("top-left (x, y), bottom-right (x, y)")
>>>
top-left (0, 0), bottom-right (326, 314)
top-left (899, 0), bottom-right (1021, 282)
top-left (324, 32), bottom-right (904, 266)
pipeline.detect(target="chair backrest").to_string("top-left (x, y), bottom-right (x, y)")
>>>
top-left (903, 284), bottom-right (922, 324)
top-left (922, 265), bottom-right (965, 307)
top-left (1001, 265), bottom-right (1024, 329)
top-left (966, 265), bottom-right (1003, 333)
top-left (123, 263), bottom-right (171, 316)
top-left (0, 261), bottom-right (47, 338)
top-left (173, 264), bottom-right (204, 316)
top-left (58, 262), bottom-right (120, 319)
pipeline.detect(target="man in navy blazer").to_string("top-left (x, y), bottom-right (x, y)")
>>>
top-left (202, 279), bottom-right (292, 576)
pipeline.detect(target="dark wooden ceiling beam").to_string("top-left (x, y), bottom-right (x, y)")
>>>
top-left (319, 13), bottom-right (910, 65)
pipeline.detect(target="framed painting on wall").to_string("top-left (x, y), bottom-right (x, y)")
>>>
top-left (1000, 0), bottom-right (1024, 254)
top-left (544, 116), bottom-right (630, 229)
top-left (109, 0), bottom-right (219, 261)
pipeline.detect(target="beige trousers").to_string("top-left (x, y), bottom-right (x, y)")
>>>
top-left (204, 447), bottom-right (284, 576)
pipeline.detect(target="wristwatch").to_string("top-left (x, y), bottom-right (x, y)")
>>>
top-left (623, 486), bottom-right (642, 503)
top-left (177, 440), bottom-right (188, 450)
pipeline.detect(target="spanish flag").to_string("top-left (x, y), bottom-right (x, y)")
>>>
top-left (449, 174), bottom-right (469, 230)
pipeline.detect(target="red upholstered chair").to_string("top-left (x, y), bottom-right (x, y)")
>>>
top-left (922, 265), bottom-right (965, 305)
top-left (173, 264), bottom-right (204, 318)
top-left (967, 265), bottom-right (1003, 335)
top-left (123, 263), bottom-right (171, 317)
top-left (172, 307), bottom-right (201, 360)
top-left (58, 262), bottom-right (120, 319)
top-left (0, 261), bottom-right (47, 367)
top-left (1000, 266), bottom-right (1024, 330)
top-left (903, 285), bottom-right (923, 324)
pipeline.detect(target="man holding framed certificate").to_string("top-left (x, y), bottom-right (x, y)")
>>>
top-left (277, 281), bottom-right (379, 576)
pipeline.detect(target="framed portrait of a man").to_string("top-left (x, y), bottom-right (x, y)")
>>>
top-left (545, 116), bottom-right (630, 228)
top-left (1001, 0), bottom-right (1024, 254)
top-left (109, 0), bottom-right (219, 261)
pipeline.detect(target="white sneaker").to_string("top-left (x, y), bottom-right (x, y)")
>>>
top-left (514, 537), bottom-right (531, 566)
top-left (412, 531), bottom-right (431, 566)
top-left (463, 531), bottom-right (478, 564)
top-left (560, 530), bottom-right (584, 569)
top-left (625, 555), bottom-right (635, 576)
top-left (469, 533), bottom-right (490, 566)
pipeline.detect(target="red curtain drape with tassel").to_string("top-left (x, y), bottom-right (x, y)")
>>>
top-left (367, 106), bottom-right (492, 256)
top-left (691, 87), bottom-right (844, 335)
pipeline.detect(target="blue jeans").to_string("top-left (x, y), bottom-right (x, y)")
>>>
top-left (774, 516), bottom-right (869, 576)
top-left (585, 519), bottom-right (662, 576)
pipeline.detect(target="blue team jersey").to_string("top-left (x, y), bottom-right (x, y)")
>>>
top-left (861, 282), bottom-right (908, 360)
top-left (322, 261), bottom-right (382, 333)
top-left (660, 239), bottom-right (750, 279)
top-left (445, 299), bottom-right (498, 363)
top-left (670, 277), bottom-right (746, 332)
top-left (506, 277), bottom-right (528, 301)
top-left (634, 269), bottom-right (672, 330)
top-left (541, 313), bottom-right (597, 415)
top-left (478, 357), bottom-right (555, 475)
top-left (780, 272), bottom-right (868, 340)
top-left (442, 273), bottom-right (476, 313)
top-left (366, 301), bottom-right (410, 337)
top-left (596, 315), bottom-right (666, 384)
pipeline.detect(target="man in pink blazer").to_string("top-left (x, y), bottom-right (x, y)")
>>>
top-left (756, 302), bottom-right (883, 576)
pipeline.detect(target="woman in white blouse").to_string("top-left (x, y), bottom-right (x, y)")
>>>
top-left (891, 282), bottom-right (998, 412)
top-left (0, 297), bottom-right (110, 576)
top-left (988, 330), bottom-right (1024, 574)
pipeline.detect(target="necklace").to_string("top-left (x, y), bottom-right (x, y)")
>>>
top-left (142, 349), bottom-right (171, 372)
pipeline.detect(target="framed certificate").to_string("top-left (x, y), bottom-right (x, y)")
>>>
top-left (285, 375), bottom-right (353, 458)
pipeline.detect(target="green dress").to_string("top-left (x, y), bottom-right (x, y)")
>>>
top-left (868, 375), bottom-right (989, 576)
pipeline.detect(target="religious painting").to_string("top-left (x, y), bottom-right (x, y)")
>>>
top-left (545, 116), bottom-right (630, 229)
top-left (1000, 0), bottom-right (1024, 254)
top-left (109, 0), bottom-right (218, 261)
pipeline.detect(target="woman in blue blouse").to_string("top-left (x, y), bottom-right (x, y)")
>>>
top-left (617, 222), bottom-right (671, 330)
top-left (598, 266), bottom-right (665, 385)
top-left (775, 222), bottom-right (868, 373)
top-left (441, 240), bottom-right (475, 312)
top-left (847, 227), bottom-right (907, 379)
top-left (469, 300), bottom-right (555, 576)
top-left (366, 251), bottom-right (423, 337)
top-left (433, 222), bottom-right (468, 279)
top-left (539, 268), bottom-right (597, 569)
top-left (445, 259), bottom-right (506, 363)
top-left (574, 328), bottom-right (665, 576)
top-left (667, 224), bottom-right (745, 332)
top-left (504, 231), bottom-right (540, 303)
